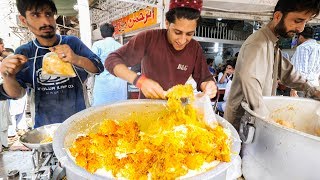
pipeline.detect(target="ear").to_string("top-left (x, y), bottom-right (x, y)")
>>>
top-left (273, 11), bottom-right (283, 23)
top-left (165, 20), bottom-right (169, 29)
top-left (18, 15), bottom-right (27, 27)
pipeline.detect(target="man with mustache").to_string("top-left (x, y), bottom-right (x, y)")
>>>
top-left (224, 0), bottom-right (320, 130)
top-left (0, 0), bottom-right (104, 128)
top-left (105, 0), bottom-right (217, 100)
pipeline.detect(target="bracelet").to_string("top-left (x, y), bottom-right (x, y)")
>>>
top-left (133, 74), bottom-right (141, 86)
top-left (135, 74), bottom-right (147, 89)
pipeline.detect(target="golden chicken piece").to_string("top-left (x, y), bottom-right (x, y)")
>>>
top-left (42, 52), bottom-right (76, 77)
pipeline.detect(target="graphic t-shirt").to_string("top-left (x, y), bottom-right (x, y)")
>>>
top-left (106, 29), bottom-right (213, 98)
top-left (15, 35), bottom-right (104, 128)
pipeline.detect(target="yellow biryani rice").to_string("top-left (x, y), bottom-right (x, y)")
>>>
top-left (69, 84), bottom-right (231, 179)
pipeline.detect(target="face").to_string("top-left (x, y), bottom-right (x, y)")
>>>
top-left (0, 43), bottom-right (4, 54)
top-left (274, 11), bottom-right (315, 38)
top-left (166, 18), bottom-right (197, 51)
top-left (226, 65), bottom-right (234, 74)
top-left (19, 5), bottom-right (56, 39)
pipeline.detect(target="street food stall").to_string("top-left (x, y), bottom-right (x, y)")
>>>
top-left (2, 0), bottom-right (320, 179)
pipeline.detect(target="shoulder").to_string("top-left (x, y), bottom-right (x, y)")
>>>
top-left (15, 41), bottom-right (33, 54)
top-left (61, 35), bottom-right (83, 45)
top-left (242, 27), bottom-right (275, 50)
top-left (15, 41), bottom-right (33, 53)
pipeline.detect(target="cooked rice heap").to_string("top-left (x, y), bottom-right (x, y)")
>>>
top-left (69, 84), bottom-right (231, 179)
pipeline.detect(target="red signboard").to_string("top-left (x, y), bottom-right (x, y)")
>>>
top-left (112, 7), bottom-right (157, 35)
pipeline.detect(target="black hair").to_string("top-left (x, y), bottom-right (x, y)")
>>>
top-left (226, 59), bottom-right (236, 69)
top-left (100, 23), bottom-right (115, 38)
top-left (299, 26), bottom-right (314, 39)
top-left (0, 38), bottom-right (3, 44)
top-left (206, 58), bottom-right (214, 65)
top-left (16, 0), bottom-right (57, 17)
top-left (274, 0), bottom-right (320, 17)
top-left (166, 7), bottom-right (201, 26)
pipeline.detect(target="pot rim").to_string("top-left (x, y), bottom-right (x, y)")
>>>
top-left (245, 96), bottom-right (320, 142)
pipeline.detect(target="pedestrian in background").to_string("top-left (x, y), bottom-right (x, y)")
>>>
top-left (291, 26), bottom-right (320, 97)
top-left (91, 23), bottom-right (127, 106)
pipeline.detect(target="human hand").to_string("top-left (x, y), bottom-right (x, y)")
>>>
top-left (290, 89), bottom-right (299, 97)
top-left (200, 80), bottom-right (217, 99)
top-left (0, 54), bottom-right (28, 78)
top-left (49, 45), bottom-right (79, 64)
top-left (139, 78), bottom-right (165, 99)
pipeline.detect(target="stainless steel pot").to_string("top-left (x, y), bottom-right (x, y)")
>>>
top-left (240, 96), bottom-right (320, 180)
top-left (20, 123), bottom-right (61, 152)
top-left (53, 99), bottom-right (241, 179)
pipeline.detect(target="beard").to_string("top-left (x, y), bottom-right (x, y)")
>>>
top-left (27, 21), bottom-right (56, 39)
top-left (39, 25), bottom-right (56, 39)
top-left (274, 17), bottom-right (299, 38)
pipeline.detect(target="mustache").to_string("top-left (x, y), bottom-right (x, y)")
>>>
top-left (39, 25), bottom-right (55, 31)
top-left (287, 30), bottom-right (299, 34)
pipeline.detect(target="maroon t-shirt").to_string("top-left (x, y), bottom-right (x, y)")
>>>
top-left (105, 29), bottom-right (213, 98)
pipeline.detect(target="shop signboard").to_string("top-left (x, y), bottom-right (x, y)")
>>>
top-left (112, 7), bottom-right (157, 35)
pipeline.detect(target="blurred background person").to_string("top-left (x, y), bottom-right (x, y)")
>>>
top-left (216, 60), bottom-right (236, 113)
top-left (0, 38), bottom-right (11, 151)
top-left (290, 26), bottom-right (320, 97)
top-left (217, 60), bottom-right (235, 84)
top-left (0, 38), bottom-right (8, 61)
top-left (206, 58), bottom-right (217, 78)
top-left (91, 23), bottom-right (127, 106)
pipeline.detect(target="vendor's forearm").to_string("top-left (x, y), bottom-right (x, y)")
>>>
top-left (113, 64), bottom-right (138, 84)
top-left (3, 77), bottom-right (25, 98)
top-left (73, 55), bottom-right (99, 73)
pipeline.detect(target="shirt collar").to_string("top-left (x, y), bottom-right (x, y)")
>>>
top-left (262, 25), bottom-right (279, 45)
top-left (304, 39), bottom-right (317, 44)
top-left (34, 34), bottom-right (61, 48)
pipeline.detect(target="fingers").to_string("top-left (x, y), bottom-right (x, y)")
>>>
top-left (140, 79), bottom-right (165, 99)
top-left (1, 55), bottom-right (28, 77)
top-left (201, 81), bottom-right (218, 99)
top-left (49, 45), bottom-right (69, 59)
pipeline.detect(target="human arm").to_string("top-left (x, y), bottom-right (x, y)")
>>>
top-left (0, 55), bottom-right (27, 98)
top-left (113, 64), bottom-right (165, 99)
top-left (49, 44), bottom-right (100, 73)
top-left (218, 69), bottom-right (232, 84)
top-left (278, 52), bottom-right (317, 97)
top-left (192, 45), bottom-right (217, 98)
top-left (105, 31), bottom-right (165, 99)
top-left (237, 43), bottom-right (269, 117)
top-left (290, 46), bottom-right (310, 78)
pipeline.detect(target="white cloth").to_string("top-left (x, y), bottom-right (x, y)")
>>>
top-left (220, 80), bottom-right (233, 112)
top-left (291, 39), bottom-right (320, 86)
top-left (0, 100), bottom-right (10, 147)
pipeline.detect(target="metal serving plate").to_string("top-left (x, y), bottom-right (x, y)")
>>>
top-left (20, 123), bottom-right (61, 152)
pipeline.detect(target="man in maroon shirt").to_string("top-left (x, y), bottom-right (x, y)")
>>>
top-left (105, 0), bottom-right (217, 99)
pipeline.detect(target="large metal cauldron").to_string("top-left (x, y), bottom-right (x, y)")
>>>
top-left (53, 99), bottom-right (240, 179)
top-left (240, 96), bottom-right (320, 180)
